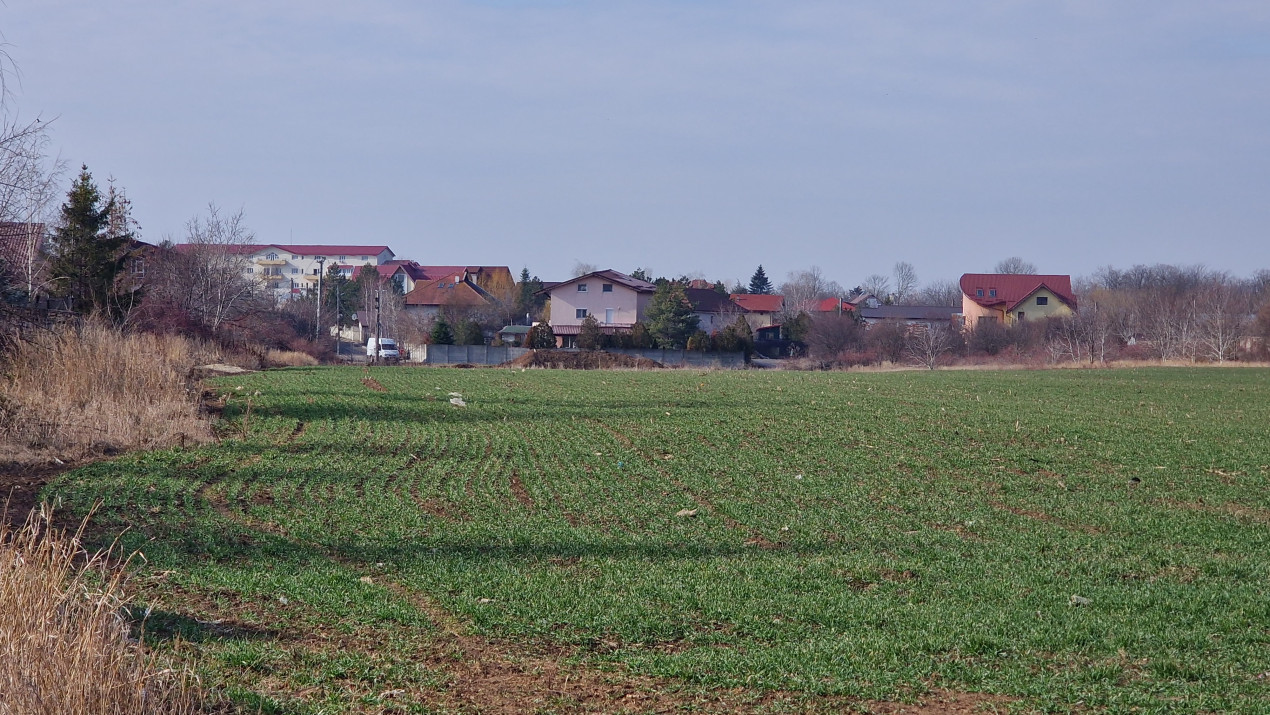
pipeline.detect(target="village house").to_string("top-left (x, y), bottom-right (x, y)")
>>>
top-left (729, 293), bottom-right (784, 329)
top-left (960, 273), bottom-right (1077, 326)
top-left (544, 269), bottom-right (657, 347)
top-left (402, 274), bottom-right (497, 321)
top-left (684, 288), bottom-right (745, 334)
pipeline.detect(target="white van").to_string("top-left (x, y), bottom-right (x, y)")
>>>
top-left (366, 337), bottom-right (400, 362)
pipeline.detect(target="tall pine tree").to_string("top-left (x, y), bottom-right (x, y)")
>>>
top-left (748, 265), bottom-right (773, 295)
top-left (48, 166), bottom-right (131, 315)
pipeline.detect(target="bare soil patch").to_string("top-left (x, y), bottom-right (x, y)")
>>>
top-left (508, 350), bottom-right (664, 370)
top-left (0, 460), bottom-right (74, 527)
top-left (361, 377), bottom-right (388, 392)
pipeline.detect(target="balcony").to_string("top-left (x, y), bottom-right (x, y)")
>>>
top-left (255, 258), bottom-right (287, 266)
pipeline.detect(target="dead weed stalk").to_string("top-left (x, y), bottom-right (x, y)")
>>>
top-left (0, 504), bottom-right (200, 714)
top-left (0, 320), bottom-right (217, 458)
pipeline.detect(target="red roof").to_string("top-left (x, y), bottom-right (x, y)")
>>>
top-left (959, 274), bottom-right (1077, 312)
top-left (271, 244), bottom-right (392, 257)
top-left (404, 276), bottom-right (494, 308)
top-left (814, 297), bottom-right (856, 313)
top-left (175, 243), bottom-right (393, 258)
top-left (730, 293), bottom-right (784, 313)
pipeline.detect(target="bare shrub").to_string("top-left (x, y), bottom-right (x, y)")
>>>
top-left (807, 314), bottom-right (864, 360)
top-left (905, 323), bottom-right (959, 369)
top-left (0, 321), bottom-right (215, 457)
top-left (0, 506), bottom-right (199, 714)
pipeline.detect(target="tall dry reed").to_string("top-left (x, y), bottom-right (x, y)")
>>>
top-left (0, 321), bottom-right (217, 456)
top-left (0, 505), bottom-right (199, 714)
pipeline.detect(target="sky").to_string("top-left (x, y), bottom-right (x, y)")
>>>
top-left (4, 1), bottom-right (1270, 288)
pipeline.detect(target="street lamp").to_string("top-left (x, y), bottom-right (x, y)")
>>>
top-left (314, 255), bottom-right (326, 341)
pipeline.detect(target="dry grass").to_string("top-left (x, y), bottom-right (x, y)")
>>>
top-left (0, 321), bottom-right (216, 459)
top-left (0, 504), bottom-right (199, 715)
top-left (263, 349), bottom-right (319, 368)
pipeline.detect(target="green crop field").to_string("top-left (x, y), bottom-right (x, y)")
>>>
top-left (46, 366), bottom-right (1270, 713)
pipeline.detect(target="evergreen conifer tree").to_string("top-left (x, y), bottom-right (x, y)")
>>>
top-left (645, 283), bottom-right (700, 349)
top-left (526, 322), bottom-right (556, 348)
top-left (430, 317), bottom-right (455, 345)
top-left (47, 166), bottom-right (130, 315)
top-left (748, 265), bottom-right (773, 295)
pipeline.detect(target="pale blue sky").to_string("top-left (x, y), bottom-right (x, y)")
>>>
top-left (5, 1), bottom-right (1269, 287)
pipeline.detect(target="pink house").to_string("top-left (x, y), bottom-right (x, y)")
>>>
top-left (544, 269), bottom-right (657, 346)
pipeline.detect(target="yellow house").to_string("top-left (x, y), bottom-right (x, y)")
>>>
top-left (960, 274), bottom-right (1077, 326)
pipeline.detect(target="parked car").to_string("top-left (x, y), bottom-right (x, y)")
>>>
top-left (366, 337), bottom-right (400, 363)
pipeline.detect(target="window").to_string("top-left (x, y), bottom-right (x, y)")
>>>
top-left (976, 289), bottom-right (984, 297)
top-left (602, 284), bottom-right (613, 293)
top-left (1017, 312), bottom-right (1026, 321)
top-left (988, 289), bottom-right (997, 297)
top-left (605, 309), bottom-right (614, 324)
top-left (291, 254), bottom-right (299, 260)
top-left (1036, 296), bottom-right (1048, 306)
top-left (129, 258), bottom-right (145, 276)
top-left (291, 268), bottom-right (299, 274)
top-left (265, 252), bottom-right (279, 260)
top-left (576, 308), bottom-right (588, 319)
top-left (577, 283), bottom-right (588, 292)
top-left (338, 255), bottom-right (346, 260)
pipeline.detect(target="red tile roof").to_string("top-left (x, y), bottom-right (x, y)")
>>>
top-left (404, 276), bottom-right (494, 308)
top-left (959, 274), bottom-right (1077, 312)
top-left (814, 297), bottom-right (856, 313)
top-left (730, 293), bottom-right (784, 313)
top-left (175, 243), bottom-right (393, 257)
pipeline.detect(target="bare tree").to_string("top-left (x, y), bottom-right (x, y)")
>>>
top-left (1195, 279), bottom-right (1250, 362)
top-left (1048, 309), bottom-right (1112, 364)
top-left (0, 51), bottom-right (64, 301)
top-left (147, 204), bottom-right (261, 334)
top-left (807, 313), bottom-right (864, 360)
top-left (994, 257), bottom-right (1037, 274)
top-left (779, 266), bottom-right (843, 315)
top-left (916, 279), bottom-right (962, 307)
top-left (905, 322), bottom-right (957, 369)
top-left (892, 262), bottom-right (918, 304)
top-left (860, 273), bottom-right (891, 300)
top-left (571, 260), bottom-right (598, 277)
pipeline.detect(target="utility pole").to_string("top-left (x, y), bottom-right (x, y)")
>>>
top-left (374, 286), bottom-right (382, 366)
top-left (314, 255), bottom-right (326, 342)
top-left (335, 281), bottom-right (341, 357)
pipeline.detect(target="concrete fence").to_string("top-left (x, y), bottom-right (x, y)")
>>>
top-left (414, 344), bottom-right (530, 365)
top-left (415, 344), bottom-right (747, 368)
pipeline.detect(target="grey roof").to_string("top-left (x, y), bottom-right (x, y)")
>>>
top-left (541, 269), bottom-right (656, 295)
top-left (859, 305), bottom-right (960, 321)
top-left (684, 287), bottom-right (741, 313)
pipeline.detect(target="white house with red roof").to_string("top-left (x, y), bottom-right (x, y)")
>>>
top-left (960, 273), bottom-right (1077, 326)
